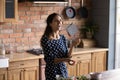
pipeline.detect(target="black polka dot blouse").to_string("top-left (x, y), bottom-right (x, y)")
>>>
top-left (41, 35), bottom-right (69, 80)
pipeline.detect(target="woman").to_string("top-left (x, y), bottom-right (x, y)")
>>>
top-left (40, 13), bottom-right (80, 80)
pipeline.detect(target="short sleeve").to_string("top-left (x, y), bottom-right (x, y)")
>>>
top-left (40, 35), bottom-right (55, 63)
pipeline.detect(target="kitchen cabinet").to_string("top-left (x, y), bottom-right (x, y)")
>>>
top-left (67, 53), bottom-right (91, 76)
top-left (0, 0), bottom-right (18, 22)
top-left (91, 51), bottom-right (107, 72)
top-left (66, 49), bottom-right (108, 76)
top-left (7, 59), bottom-right (39, 80)
top-left (39, 59), bottom-right (46, 80)
top-left (0, 68), bottom-right (7, 80)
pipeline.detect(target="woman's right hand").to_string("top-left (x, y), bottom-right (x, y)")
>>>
top-left (72, 38), bottom-right (80, 47)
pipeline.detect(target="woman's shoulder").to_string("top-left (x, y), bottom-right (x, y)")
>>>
top-left (60, 35), bottom-right (66, 40)
top-left (41, 35), bottom-right (48, 41)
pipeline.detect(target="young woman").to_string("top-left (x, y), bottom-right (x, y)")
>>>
top-left (40, 13), bottom-right (80, 80)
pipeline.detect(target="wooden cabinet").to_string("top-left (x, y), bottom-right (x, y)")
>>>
top-left (67, 53), bottom-right (91, 76)
top-left (0, 0), bottom-right (18, 22)
top-left (0, 68), bottom-right (7, 80)
top-left (7, 59), bottom-right (39, 80)
top-left (67, 50), bottom-right (107, 76)
top-left (39, 59), bottom-right (46, 80)
top-left (91, 51), bottom-right (107, 72)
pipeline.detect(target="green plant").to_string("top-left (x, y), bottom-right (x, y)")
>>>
top-left (76, 75), bottom-right (89, 80)
top-left (80, 21), bottom-right (99, 39)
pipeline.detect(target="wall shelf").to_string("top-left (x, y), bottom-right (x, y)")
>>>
top-left (33, 1), bottom-right (68, 4)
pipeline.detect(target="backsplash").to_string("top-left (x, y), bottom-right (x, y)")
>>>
top-left (0, 0), bottom-right (91, 53)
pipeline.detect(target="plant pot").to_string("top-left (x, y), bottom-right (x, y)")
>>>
top-left (86, 32), bottom-right (93, 39)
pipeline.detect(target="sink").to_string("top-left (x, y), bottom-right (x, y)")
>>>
top-left (0, 56), bottom-right (9, 68)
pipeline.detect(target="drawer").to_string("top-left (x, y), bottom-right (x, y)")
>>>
top-left (8, 59), bottom-right (39, 70)
top-left (71, 53), bottom-right (91, 61)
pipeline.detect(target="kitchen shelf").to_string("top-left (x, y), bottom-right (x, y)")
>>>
top-left (33, 1), bottom-right (68, 4)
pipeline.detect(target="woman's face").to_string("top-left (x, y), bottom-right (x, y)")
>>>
top-left (50, 15), bottom-right (63, 32)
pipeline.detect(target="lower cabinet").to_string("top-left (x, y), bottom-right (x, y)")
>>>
top-left (40, 65), bottom-right (45, 80)
top-left (91, 51), bottom-right (107, 72)
top-left (67, 53), bottom-right (91, 76)
top-left (67, 51), bottom-right (107, 76)
top-left (0, 68), bottom-right (7, 80)
top-left (7, 59), bottom-right (39, 80)
top-left (7, 67), bottom-right (39, 80)
top-left (39, 59), bottom-right (46, 80)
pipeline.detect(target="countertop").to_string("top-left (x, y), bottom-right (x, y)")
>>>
top-left (2, 48), bottom-right (108, 62)
top-left (4, 52), bottom-right (44, 62)
top-left (71, 47), bottom-right (108, 55)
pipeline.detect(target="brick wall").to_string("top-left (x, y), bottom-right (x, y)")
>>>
top-left (0, 0), bottom-right (91, 53)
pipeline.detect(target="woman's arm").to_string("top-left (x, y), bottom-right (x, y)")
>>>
top-left (67, 38), bottom-right (80, 57)
top-left (54, 58), bottom-right (76, 65)
top-left (54, 58), bottom-right (71, 63)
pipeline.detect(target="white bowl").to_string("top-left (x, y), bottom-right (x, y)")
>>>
top-left (0, 56), bottom-right (9, 68)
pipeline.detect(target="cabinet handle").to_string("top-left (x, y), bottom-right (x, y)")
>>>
top-left (20, 64), bottom-right (24, 65)
top-left (77, 57), bottom-right (80, 58)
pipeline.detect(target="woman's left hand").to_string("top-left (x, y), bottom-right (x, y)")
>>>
top-left (68, 60), bottom-right (76, 65)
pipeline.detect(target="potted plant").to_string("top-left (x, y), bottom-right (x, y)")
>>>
top-left (80, 21), bottom-right (99, 39)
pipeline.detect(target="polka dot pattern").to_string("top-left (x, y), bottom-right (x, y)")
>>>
top-left (41, 35), bottom-right (68, 80)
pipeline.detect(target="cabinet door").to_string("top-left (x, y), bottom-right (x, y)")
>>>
top-left (67, 53), bottom-right (91, 76)
top-left (0, 0), bottom-right (18, 22)
top-left (0, 69), bottom-right (7, 80)
top-left (76, 59), bottom-right (91, 76)
top-left (24, 67), bottom-right (39, 80)
top-left (40, 65), bottom-right (46, 80)
top-left (91, 51), bottom-right (107, 72)
top-left (67, 63), bottom-right (77, 76)
top-left (8, 69), bottom-right (22, 80)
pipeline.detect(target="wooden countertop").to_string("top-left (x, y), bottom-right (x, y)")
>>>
top-left (5, 52), bottom-right (44, 62)
top-left (3, 48), bottom-right (108, 62)
top-left (71, 48), bottom-right (108, 55)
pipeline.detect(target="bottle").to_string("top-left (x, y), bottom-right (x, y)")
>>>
top-left (79, 39), bottom-right (84, 48)
top-left (0, 44), bottom-right (5, 55)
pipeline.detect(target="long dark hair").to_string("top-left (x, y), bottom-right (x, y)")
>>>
top-left (43, 13), bottom-right (61, 37)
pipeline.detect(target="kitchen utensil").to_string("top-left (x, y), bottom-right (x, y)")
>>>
top-left (65, 0), bottom-right (76, 18)
top-left (79, 0), bottom-right (88, 18)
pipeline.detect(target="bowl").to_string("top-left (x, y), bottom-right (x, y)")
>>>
top-left (90, 72), bottom-right (102, 80)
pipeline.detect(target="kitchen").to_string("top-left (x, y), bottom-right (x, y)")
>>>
top-left (0, 0), bottom-right (118, 80)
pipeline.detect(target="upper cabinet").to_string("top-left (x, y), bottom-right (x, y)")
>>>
top-left (0, 0), bottom-right (18, 22)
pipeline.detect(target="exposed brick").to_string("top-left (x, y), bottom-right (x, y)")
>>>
top-left (14, 29), bottom-right (23, 33)
top-left (21, 37), bottom-right (29, 43)
top-left (1, 29), bottom-right (13, 34)
top-left (35, 32), bottom-right (43, 37)
top-left (30, 7), bottom-right (42, 11)
top-left (0, 34), bottom-right (10, 38)
top-left (30, 15), bottom-right (40, 20)
top-left (41, 6), bottom-right (53, 11)
top-left (18, 6), bottom-right (30, 11)
top-left (23, 32), bottom-right (35, 37)
top-left (15, 38), bottom-right (22, 43)
top-left (19, 16), bottom-right (30, 20)
top-left (26, 11), bottom-right (35, 15)
top-left (3, 38), bottom-right (15, 43)
top-left (10, 33), bottom-right (23, 38)
top-left (19, 11), bottom-right (26, 16)
top-left (41, 15), bottom-right (48, 19)
top-left (23, 28), bottom-right (32, 33)
top-left (0, 0), bottom-right (84, 52)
